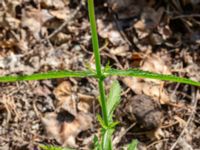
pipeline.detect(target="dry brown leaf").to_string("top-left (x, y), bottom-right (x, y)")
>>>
top-left (54, 81), bottom-right (72, 98)
top-left (123, 54), bottom-right (171, 104)
top-left (5, 13), bottom-right (21, 29)
top-left (33, 85), bottom-right (52, 97)
top-left (77, 93), bottom-right (94, 113)
top-left (110, 45), bottom-right (129, 56)
top-left (97, 19), bottom-right (125, 45)
top-left (54, 81), bottom-right (94, 114)
top-left (43, 81), bottom-right (94, 148)
top-left (21, 8), bottom-right (52, 40)
top-left (50, 32), bottom-right (71, 45)
top-left (134, 20), bottom-right (146, 32)
top-left (123, 77), bottom-right (170, 104)
top-left (21, 9), bottom-right (42, 40)
top-left (140, 54), bottom-right (171, 83)
top-left (42, 111), bottom-right (92, 148)
top-left (134, 7), bottom-right (164, 39)
top-left (0, 39), bottom-right (17, 49)
top-left (40, 0), bottom-right (66, 9)
top-left (49, 9), bottom-right (70, 20)
top-left (157, 25), bottom-right (172, 40)
top-left (53, 81), bottom-right (77, 115)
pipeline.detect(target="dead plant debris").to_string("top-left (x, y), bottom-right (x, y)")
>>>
top-left (0, 0), bottom-right (200, 149)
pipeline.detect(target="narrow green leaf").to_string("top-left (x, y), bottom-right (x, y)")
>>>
top-left (127, 140), bottom-right (138, 150)
top-left (104, 69), bottom-right (200, 87)
top-left (101, 129), bottom-right (114, 150)
top-left (93, 135), bottom-right (102, 150)
top-left (40, 144), bottom-right (74, 150)
top-left (107, 81), bottom-right (121, 122)
top-left (104, 61), bottom-right (111, 72)
top-left (97, 114), bottom-right (107, 129)
top-left (108, 121), bottom-right (120, 128)
top-left (0, 70), bottom-right (96, 82)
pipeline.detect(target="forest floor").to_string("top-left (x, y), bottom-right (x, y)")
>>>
top-left (0, 0), bottom-right (200, 150)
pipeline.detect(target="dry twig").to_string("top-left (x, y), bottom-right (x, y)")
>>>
top-left (43, 3), bottom-right (82, 41)
top-left (170, 87), bottom-right (199, 150)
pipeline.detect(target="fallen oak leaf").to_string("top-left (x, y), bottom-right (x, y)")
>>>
top-left (42, 110), bottom-right (93, 148)
top-left (44, 81), bottom-right (94, 147)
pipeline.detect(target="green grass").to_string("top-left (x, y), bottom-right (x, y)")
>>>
top-left (1, 0), bottom-right (200, 150)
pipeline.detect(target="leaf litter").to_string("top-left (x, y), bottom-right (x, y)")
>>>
top-left (0, 0), bottom-right (200, 149)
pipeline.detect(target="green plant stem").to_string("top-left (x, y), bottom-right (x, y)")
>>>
top-left (88, 0), bottom-right (101, 77)
top-left (88, 0), bottom-right (108, 126)
top-left (98, 78), bottom-right (108, 123)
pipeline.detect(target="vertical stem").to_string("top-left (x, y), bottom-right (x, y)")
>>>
top-left (88, 0), bottom-right (108, 126)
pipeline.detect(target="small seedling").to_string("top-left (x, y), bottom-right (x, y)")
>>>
top-left (1, 0), bottom-right (200, 149)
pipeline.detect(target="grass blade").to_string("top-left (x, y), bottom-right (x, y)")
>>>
top-left (0, 70), bottom-right (96, 82)
top-left (104, 69), bottom-right (200, 87)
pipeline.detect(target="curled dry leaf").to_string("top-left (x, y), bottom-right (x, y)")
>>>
top-left (123, 54), bottom-right (171, 104)
top-left (42, 81), bottom-right (93, 147)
